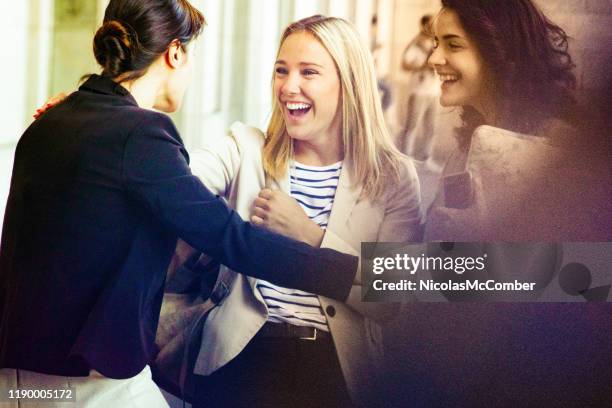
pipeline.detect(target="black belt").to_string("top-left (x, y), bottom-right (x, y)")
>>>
top-left (258, 322), bottom-right (330, 341)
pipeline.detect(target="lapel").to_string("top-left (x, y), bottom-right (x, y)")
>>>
top-left (327, 161), bottom-right (362, 231)
top-left (265, 161), bottom-right (362, 231)
top-left (251, 172), bottom-right (291, 293)
top-left (254, 162), bottom-right (361, 295)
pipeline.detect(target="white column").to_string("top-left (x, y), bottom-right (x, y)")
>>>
top-left (0, 0), bottom-right (29, 144)
top-left (293, 0), bottom-right (321, 20)
top-left (375, 0), bottom-right (395, 77)
top-left (327, 0), bottom-right (352, 20)
top-left (97, 0), bottom-right (109, 21)
top-left (177, 0), bottom-right (225, 149)
top-left (243, 0), bottom-right (280, 128)
top-left (354, 0), bottom-right (375, 42)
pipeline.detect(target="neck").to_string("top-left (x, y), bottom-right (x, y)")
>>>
top-left (293, 137), bottom-right (343, 166)
top-left (117, 69), bottom-right (163, 110)
top-left (480, 108), bottom-right (497, 127)
top-left (472, 92), bottom-right (498, 127)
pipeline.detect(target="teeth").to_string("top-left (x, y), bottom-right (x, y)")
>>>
top-left (286, 102), bottom-right (311, 110)
top-left (439, 74), bottom-right (459, 82)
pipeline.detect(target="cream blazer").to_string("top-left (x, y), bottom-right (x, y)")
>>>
top-left (189, 122), bottom-right (422, 405)
top-left (424, 124), bottom-right (605, 241)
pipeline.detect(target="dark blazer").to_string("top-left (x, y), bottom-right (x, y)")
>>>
top-left (0, 75), bottom-right (356, 379)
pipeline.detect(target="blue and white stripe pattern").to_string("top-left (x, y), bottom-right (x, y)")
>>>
top-left (256, 160), bottom-right (342, 331)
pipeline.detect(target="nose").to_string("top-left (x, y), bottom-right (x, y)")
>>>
top-left (280, 71), bottom-right (301, 96)
top-left (428, 46), bottom-right (445, 68)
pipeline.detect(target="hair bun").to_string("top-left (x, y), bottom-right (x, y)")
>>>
top-left (93, 20), bottom-right (133, 78)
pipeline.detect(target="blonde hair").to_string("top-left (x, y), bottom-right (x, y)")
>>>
top-left (263, 15), bottom-right (405, 200)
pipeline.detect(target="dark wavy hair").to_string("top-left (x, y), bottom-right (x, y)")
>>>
top-left (92, 0), bottom-right (205, 81)
top-left (441, 0), bottom-right (576, 141)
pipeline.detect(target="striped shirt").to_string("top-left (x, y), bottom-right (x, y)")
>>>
top-left (256, 160), bottom-right (342, 331)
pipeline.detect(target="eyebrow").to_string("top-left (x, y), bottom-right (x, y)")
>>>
top-left (275, 60), bottom-right (324, 68)
top-left (441, 34), bottom-right (462, 41)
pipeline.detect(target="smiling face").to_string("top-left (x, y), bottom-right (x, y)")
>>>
top-left (273, 31), bottom-right (342, 149)
top-left (428, 8), bottom-right (490, 111)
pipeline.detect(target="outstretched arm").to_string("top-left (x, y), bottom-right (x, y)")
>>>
top-left (122, 114), bottom-right (357, 301)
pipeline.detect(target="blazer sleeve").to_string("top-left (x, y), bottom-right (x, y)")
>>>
top-left (189, 130), bottom-right (241, 197)
top-left (121, 114), bottom-right (356, 301)
top-left (189, 121), bottom-right (265, 198)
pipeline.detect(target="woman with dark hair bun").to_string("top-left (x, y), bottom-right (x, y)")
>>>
top-left (0, 1), bottom-right (359, 406)
top-left (92, 0), bottom-right (208, 84)
top-left (425, 0), bottom-right (608, 241)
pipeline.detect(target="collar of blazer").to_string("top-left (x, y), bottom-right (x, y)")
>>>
top-left (265, 159), bottom-right (362, 232)
top-left (79, 74), bottom-right (138, 105)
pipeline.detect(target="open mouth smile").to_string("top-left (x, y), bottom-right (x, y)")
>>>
top-left (286, 102), bottom-right (312, 118)
top-left (437, 73), bottom-right (460, 90)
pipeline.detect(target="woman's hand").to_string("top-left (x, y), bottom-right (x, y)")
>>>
top-left (33, 92), bottom-right (69, 119)
top-left (251, 189), bottom-right (324, 247)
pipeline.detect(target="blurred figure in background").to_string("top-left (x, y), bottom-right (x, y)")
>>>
top-left (396, 14), bottom-right (457, 176)
top-left (401, 15), bottom-right (433, 72)
top-left (370, 14), bottom-right (393, 113)
top-left (397, 15), bottom-right (435, 158)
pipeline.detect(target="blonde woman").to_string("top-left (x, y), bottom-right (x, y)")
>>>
top-left (186, 15), bottom-right (422, 407)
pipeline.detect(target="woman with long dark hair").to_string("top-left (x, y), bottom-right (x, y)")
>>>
top-left (0, 1), bottom-right (358, 406)
top-left (423, 0), bottom-right (610, 241)
top-left (430, 0), bottom-right (576, 142)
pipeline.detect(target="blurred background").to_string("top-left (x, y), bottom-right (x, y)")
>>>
top-left (1, 0), bottom-right (610, 231)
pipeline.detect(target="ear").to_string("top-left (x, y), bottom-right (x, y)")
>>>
top-left (165, 40), bottom-right (185, 69)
